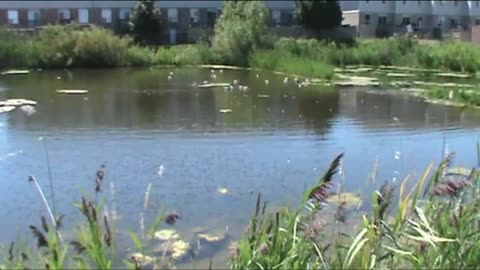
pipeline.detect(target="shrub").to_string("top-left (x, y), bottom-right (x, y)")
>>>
top-left (211, 1), bottom-right (271, 66)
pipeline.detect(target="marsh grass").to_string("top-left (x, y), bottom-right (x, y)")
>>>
top-left (229, 151), bottom-right (480, 269)
top-left (426, 87), bottom-right (480, 107)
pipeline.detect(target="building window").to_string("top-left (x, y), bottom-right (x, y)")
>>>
top-left (454, 0), bottom-right (458, 6)
top-left (382, 0), bottom-right (385, 3)
top-left (402, 16), bottom-right (410, 25)
top-left (27, 9), bottom-right (41, 26)
top-left (272, 10), bottom-right (281, 25)
top-left (190, 8), bottom-right (200, 24)
top-left (417, 17), bottom-right (423, 27)
top-left (78, 9), bottom-right (89, 24)
top-left (101, 8), bottom-right (112, 24)
top-left (477, 1), bottom-right (479, 7)
top-left (58, 9), bottom-right (71, 20)
top-left (168, 8), bottom-right (178, 23)
top-left (402, 0), bottom-right (406, 4)
top-left (7, 10), bottom-right (18, 25)
top-left (450, 19), bottom-right (457, 27)
top-left (476, 19), bottom-right (480, 25)
top-left (364, 14), bottom-right (371, 25)
top-left (378, 16), bottom-right (387, 25)
top-left (418, 0), bottom-right (421, 5)
top-left (365, 0), bottom-right (369, 2)
top-left (119, 8), bottom-right (132, 21)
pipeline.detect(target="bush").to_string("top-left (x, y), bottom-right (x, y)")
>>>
top-left (153, 44), bottom-right (212, 65)
top-left (211, 1), bottom-right (271, 66)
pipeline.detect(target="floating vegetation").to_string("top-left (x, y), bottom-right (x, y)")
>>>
top-left (197, 83), bottom-right (231, 88)
top-left (0, 99), bottom-right (37, 106)
top-left (219, 109), bottom-right (232, 114)
top-left (154, 229), bottom-right (180, 241)
top-left (56, 89), bottom-right (88, 94)
top-left (130, 253), bottom-right (155, 265)
top-left (333, 75), bottom-right (380, 87)
top-left (1, 70), bottom-right (30, 75)
top-left (257, 94), bottom-right (270, 98)
top-left (0, 106), bottom-right (15, 114)
top-left (158, 239), bottom-right (190, 260)
top-left (197, 232), bottom-right (227, 243)
top-left (386, 73), bottom-right (416, 78)
top-left (435, 72), bottom-right (472, 79)
top-left (327, 192), bottom-right (362, 208)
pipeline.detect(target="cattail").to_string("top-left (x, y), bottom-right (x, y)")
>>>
top-left (164, 212), bottom-right (181, 225)
top-left (304, 214), bottom-right (325, 239)
top-left (103, 216), bottom-right (112, 247)
top-left (29, 226), bottom-right (48, 248)
top-left (432, 169), bottom-right (475, 197)
top-left (70, 241), bottom-right (86, 254)
top-left (41, 216), bottom-right (49, 233)
top-left (335, 201), bottom-right (347, 223)
top-left (95, 164), bottom-right (106, 193)
top-left (228, 242), bottom-right (240, 259)
top-left (258, 242), bottom-right (269, 255)
top-left (376, 182), bottom-right (395, 223)
top-left (8, 242), bottom-right (14, 261)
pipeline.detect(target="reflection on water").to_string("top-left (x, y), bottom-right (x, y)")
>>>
top-left (0, 68), bottom-right (480, 268)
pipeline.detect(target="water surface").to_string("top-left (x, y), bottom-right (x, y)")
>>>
top-left (0, 68), bottom-right (479, 267)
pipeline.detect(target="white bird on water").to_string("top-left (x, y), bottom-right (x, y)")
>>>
top-left (158, 165), bottom-right (165, 177)
top-left (256, 74), bottom-right (260, 78)
top-left (264, 79), bottom-right (269, 85)
top-left (233, 80), bottom-right (239, 85)
top-left (167, 75), bottom-right (172, 80)
top-left (283, 77), bottom-right (289, 84)
top-left (448, 90), bottom-right (454, 100)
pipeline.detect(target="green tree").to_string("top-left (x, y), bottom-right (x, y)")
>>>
top-left (295, 0), bottom-right (343, 34)
top-left (211, 0), bottom-right (271, 66)
top-left (129, 0), bottom-right (162, 45)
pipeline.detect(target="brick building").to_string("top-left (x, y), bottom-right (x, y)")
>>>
top-left (0, 0), bottom-right (296, 44)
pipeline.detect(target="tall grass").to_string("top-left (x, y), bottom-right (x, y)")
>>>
top-left (229, 152), bottom-right (480, 269)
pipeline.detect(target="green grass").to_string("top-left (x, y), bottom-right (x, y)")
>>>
top-left (426, 87), bottom-right (480, 107)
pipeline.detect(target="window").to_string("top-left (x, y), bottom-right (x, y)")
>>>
top-left (364, 14), bottom-right (371, 25)
top-left (272, 10), bottom-right (281, 25)
top-left (27, 9), bottom-right (41, 22)
top-left (476, 19), bottom-right (480, 25)
top-left (402, 0), bottom-right (406, 4)
top-left (378, 16), bottom-right (387, 25)
top-left (402, 16), bottom-right (410, 25)
top-left (78, 9), bottom-right (89, 24)
top-left (382, 0), bottom-right (385, 3)
top-left (417, 16), bottom-right (423, 26)
top-left (477, 1), bottom-right (479, 7)
top-left (7, 10), bottom-right (18, 25)
top-left (418, 0), bottom-right (421, 5)
top-left (454, 0), bottom-right (458, 6)
top-left (450, 19), bottom-right (457, 27)
top-left (119, 8), bottom-right (132, 21)
top-left (365, 0), bottom-right (369, 2)
top-left (190, 8), bottom-right (200, 23)
top-left (167, 8), bottom-right (178, 23)
top-left (58, 9), bottom-right (71, 20)
top-left (101, 8), bottom-right (112, 23)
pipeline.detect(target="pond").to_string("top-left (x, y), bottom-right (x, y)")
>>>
top-left (0, 67), bottom-right (479, 268)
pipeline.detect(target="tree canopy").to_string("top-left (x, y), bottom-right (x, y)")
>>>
top-left (129, 0), bottom-right (163, 45)
top-left (295, 0), bottom-right (343, 33)
top-left (211, 1), bottom-right (271, 65)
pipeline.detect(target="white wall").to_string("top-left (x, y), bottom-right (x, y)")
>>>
top-left (340, 0), bottom-right (360, 11)
top-left (431, 0), bottom-right (467, 16)
top-left (358, 0), bottom-right (395, 13)
top-left (467, 0), bottom-right (480, 16)
top-left (394, 1), bottom-right (432, 15)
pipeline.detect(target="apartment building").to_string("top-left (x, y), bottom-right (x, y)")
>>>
top-left (0, 1), bottom-right (295, 44)
top-left (341, 0), bottom-right (480, 38)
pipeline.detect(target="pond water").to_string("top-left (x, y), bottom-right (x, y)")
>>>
top-left (0, 67), bottom-right (480, 268)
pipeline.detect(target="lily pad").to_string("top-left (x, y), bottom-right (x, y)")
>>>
top-left (56, 89), bottom-right (88, 94)
top-left (154, 229), bottom-right (180, 241)
top-left (219, 109), bottom-right (232, 114)
top-left (435, 72), bottom-right (472, 79)
top-left (1, 70), bottom-right (30, 75)
top-left (0, 106), bottom-right (15, 114)
top-left (327, 192), bottom-right (362, 208)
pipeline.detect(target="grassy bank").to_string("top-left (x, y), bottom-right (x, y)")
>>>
top-left (1, 147), bottom-right (479, 269)
top-left (3, 25), bottom-right (480, 78)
